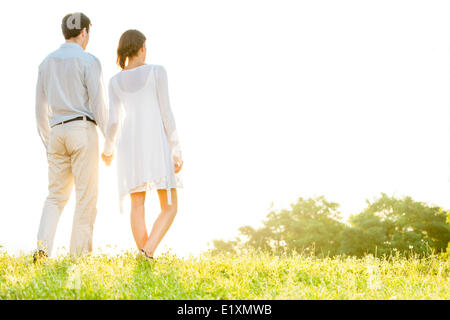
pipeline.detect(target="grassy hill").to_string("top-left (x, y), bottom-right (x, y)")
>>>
top-left (0, 248), bottom-right (449, 299)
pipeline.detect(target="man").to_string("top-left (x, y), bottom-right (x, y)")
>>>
top-left (34, 12), bottom-right (108, 261)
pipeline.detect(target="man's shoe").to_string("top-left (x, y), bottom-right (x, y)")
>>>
top-left (33, 249), bottom-right (48, 263)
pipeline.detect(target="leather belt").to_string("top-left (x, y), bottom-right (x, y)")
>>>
top-left (52, 116), bottom-right (97, 127)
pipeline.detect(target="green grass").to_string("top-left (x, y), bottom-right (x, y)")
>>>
top-left (0, 248), bottom-right (449, 299)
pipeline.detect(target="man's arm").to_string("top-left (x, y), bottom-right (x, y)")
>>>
top-left (103, 79), bottom-right (122, 157)
top-left (35, 67), bottom-right (50, 151)
top-left (85, 56), bottom-right (108, 137)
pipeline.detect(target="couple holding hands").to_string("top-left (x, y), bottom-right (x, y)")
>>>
top-left (34, 12), bottom-right (183, 261)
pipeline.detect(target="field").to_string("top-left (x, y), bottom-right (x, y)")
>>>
top-left (0, 248), bottom-right (449, 299)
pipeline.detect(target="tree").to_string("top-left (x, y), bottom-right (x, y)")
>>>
top-left (208, 239), bottom-right (239, 255)
top-left (345, 193), bottom-right (450, 256)
top-left (339, 210), bottom-right (389, 256)
top-left (223, 196), bottom-right (346, 257)
top-left (266, 196), bottom-right (345, 256)
top-left (210, 193), bottom-right (450, 258)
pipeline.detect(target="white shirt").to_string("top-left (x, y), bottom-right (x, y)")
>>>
top-left (103, 64), bottom-right (182, 161)
top-left (35, 42), bottom-right (108, 150)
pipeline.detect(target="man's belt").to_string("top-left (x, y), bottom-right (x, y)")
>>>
top-left (52, 116), bottom-right (97, 127)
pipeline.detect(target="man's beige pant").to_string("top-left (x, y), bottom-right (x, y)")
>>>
top-left (37, 119), bottom-right (99, 256)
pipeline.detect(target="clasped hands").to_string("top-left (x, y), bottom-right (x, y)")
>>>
top-left (101, 152), bottom-right (184, 174)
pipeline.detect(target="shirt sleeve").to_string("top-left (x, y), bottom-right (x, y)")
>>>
top-left (85, 57), bottom-right (108, 137)
top-left (103, 79), bottom-right (122, 156)
top-left (35, 67), bottom-right (50, 151)
top-left (156, 65), bottom-right (183, 161)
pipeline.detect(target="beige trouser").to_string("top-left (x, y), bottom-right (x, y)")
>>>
top-left (37, 119), bottom-right (99, 256)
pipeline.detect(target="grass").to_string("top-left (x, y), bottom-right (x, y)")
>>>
top-left (0, 248), bottom-right (449, 299)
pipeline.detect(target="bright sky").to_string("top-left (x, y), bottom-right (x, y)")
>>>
top-left (0, 0), bottom-right (449, 258)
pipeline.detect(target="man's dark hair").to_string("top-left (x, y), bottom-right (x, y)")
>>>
top-left (61, 13), bottom-right (91, 40)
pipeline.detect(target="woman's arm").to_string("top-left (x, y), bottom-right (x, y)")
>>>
top-left (156, 65), bottom-right (183, 162)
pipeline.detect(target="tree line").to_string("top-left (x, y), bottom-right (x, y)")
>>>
top-left (209, 193), bottom-right (450, 257)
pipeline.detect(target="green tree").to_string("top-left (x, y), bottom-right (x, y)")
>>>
top-left (208, 239), bottom-right (239, 255)
top-left (265, 196), bottom-right (345, 256)
top-left (339, 210), bottom-right (390, 256)
top-left (238, 225), bottom-right (274, 252)
top-left (343, 193), bottom-right (450, 256)
top-left (223, 196), bottom-right (346, 257)
top-left (210, 193), bottom-right (450, 258)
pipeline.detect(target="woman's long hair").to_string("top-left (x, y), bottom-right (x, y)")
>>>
top-left (116, 29), bottom-right (147, 69)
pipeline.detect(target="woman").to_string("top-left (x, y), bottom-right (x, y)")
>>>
top-left (102, 29), bottom-right (184, 259)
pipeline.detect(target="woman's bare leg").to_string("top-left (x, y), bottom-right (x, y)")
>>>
top-left (130, 191), bottom-right (148, 250)
top-left (142, 188), bottom-right (178, 257)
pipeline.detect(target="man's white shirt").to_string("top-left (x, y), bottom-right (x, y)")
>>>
top-left (35, 42), bottom-right (108, 150)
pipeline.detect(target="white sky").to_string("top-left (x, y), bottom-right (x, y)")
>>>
top-left (0, 0), bottom-right (449, 257)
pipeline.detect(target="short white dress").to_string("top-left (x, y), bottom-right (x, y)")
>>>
top-left (103, 64), bottom-right (183, 212)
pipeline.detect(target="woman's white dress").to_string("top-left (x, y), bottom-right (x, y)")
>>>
top-left (103, 64), bottom-right (183, 212)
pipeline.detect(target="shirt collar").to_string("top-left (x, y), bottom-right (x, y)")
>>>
top-left (60, 42), bottom-right (83, 50)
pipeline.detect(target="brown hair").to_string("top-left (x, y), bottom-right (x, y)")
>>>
top-left (117, 29), bottom-right (147, 69)
top-left (61, 12), bottom-right (91, 40)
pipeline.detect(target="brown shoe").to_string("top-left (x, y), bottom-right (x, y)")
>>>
top-left (140, 249), bottom-right (154, 260)
top-left (33, 249), bottom-right (48, 263)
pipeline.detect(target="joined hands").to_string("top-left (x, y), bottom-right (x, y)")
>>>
top-left (101, 152), bottom-right (114, 166)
